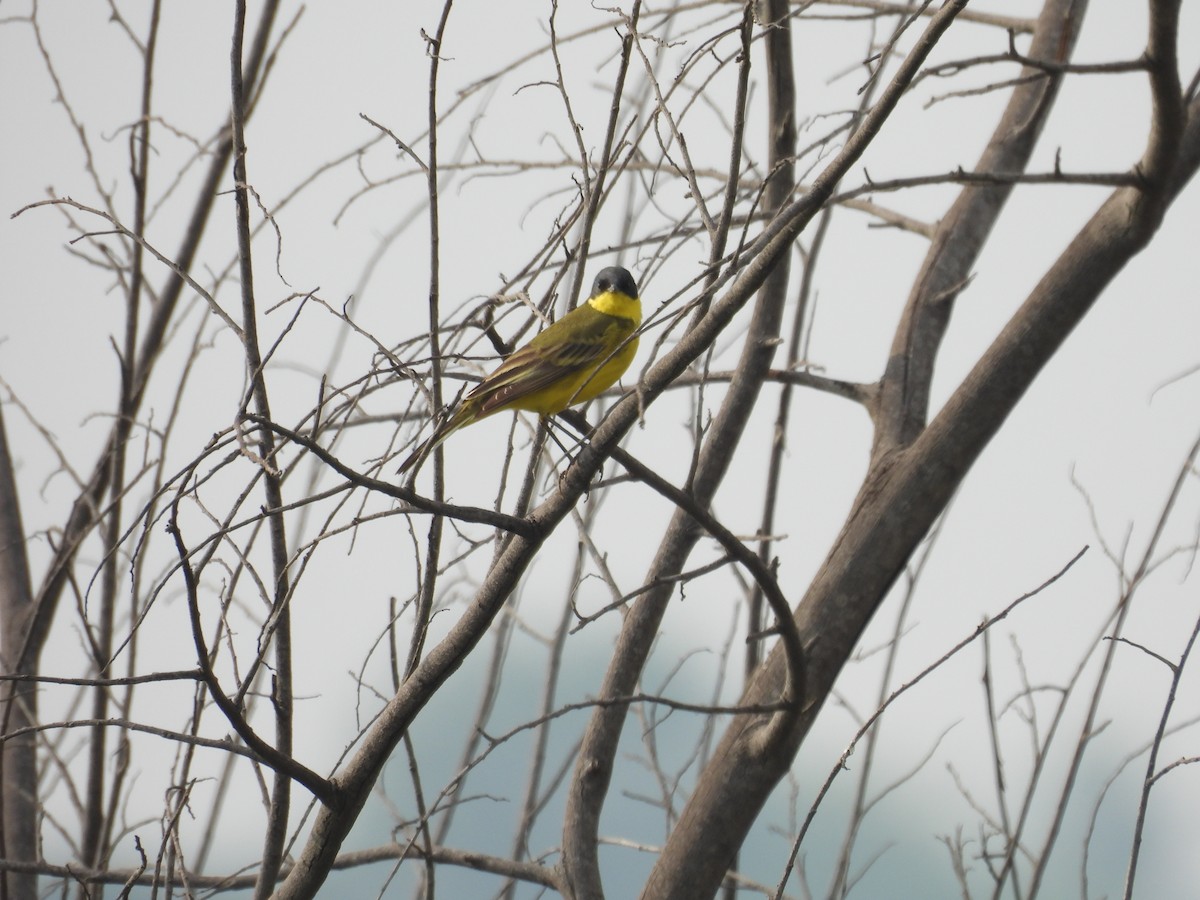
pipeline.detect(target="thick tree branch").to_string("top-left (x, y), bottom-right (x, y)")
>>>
top-left (691, 31), bottom-right (1200, 900)
top-left (873, 0), bottom-right (1089, 458)
top-left (0, 407), bottom-right (37, 900)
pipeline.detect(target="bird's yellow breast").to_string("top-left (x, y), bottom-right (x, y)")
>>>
top-left (501, 291), bottom-right (640, 415)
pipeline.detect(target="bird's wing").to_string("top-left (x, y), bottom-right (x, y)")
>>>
top-left (471, 308), bottom-right (631, 416)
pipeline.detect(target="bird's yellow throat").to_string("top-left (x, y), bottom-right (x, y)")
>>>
top-left (588, 289), bottom-right (640, 321)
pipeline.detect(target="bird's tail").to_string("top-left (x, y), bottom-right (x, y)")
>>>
top-left (396, 402), bottom-right (476, 476)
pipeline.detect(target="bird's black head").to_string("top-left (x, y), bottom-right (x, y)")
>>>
top-left (591, 266), bottom-right (639, 300)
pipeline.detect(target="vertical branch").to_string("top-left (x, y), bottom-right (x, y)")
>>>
top-left (500, 503), bottom-right (602, 900)
top-left (1015, 435), bottom-right (1191, 899)
top-left (724, 3), bottom-right (797, 896)
top-left (748, 0), bottom-right (904, 678)
top-left (979, 628), bottom-right (1022, 898)
top-left (1123, 437), bottom-right (1200, 899)
top-left (405, 0), bottom-right (455, 680)
top-left (828, 531), bottom-right (939, 899)
top-left (700, 0), bottom-right (752, 319)
top-left (688, 0), bottom-right (796, 499)
top-left (755, 15), bottom-right (918, 893)
top-left (82, 1), bottom-right (164, 873)
top-left (565, 0), bottom-right (639, 305)
top-left (1141, 0), bottom-right (1184, 184)
top-left (0, 406), bottom-right (37, 900)
top-left (229, 3), bottom-right (294, 895)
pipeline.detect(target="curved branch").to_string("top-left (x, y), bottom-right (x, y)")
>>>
top-left (559, 411), bottom-right (806, 710)
top-left (166, 497), bottom-right (337, 808)
top-left (243, 414), bottom-right (538, 536)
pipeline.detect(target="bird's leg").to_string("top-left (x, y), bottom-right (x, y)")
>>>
top-left (543, 415), bottom-right (582, 469)
top-left (549, 413), bottom-right (615, 494)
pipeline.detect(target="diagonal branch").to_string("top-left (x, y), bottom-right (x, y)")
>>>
top-left (165, 496), bottom-right (336, 807)
top-left (873, 0), bottom-right (1090, 458)
top-left (712, 45), bottom-right (1200, 900)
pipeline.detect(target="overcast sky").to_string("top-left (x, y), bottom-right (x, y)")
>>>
top-left (3, 2), bottom-right (1199, 897)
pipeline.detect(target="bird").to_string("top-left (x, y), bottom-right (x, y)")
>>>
top-left (398, 265), bottom-right (641, 475)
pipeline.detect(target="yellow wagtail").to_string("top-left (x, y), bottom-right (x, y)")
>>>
top-left (398, 266), bottom-right (641, 474)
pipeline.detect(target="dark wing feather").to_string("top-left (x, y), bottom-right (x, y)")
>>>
top-left (468, 305), bottom-right (629, 415)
